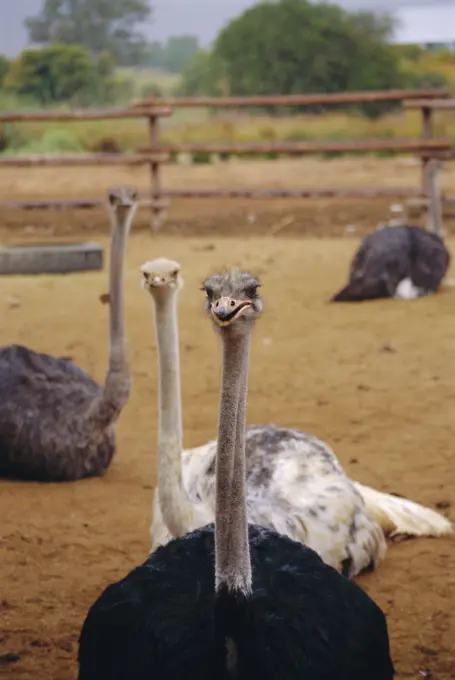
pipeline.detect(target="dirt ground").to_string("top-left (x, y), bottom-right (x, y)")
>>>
top-left (1, 158), bottom-right (455, 679)
top-left (1, 155), bottom-right (455, 238)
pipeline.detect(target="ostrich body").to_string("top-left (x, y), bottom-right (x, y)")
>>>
top-left (78, 270), bottom-right (394, 680)
top-left (142, 259), bottom-right (451, 578)
top-left (0, 187), bottom-right (136, 481)
top-left (332, 224), bottom-right (450, 302)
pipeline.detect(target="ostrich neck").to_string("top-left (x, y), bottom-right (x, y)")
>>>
top-left (153, 292), bottom-right (195, 538)
top-left (88, 210), bottom-right (131, 429)
top-left (215, 330), bottom-right (252, 595)
top-left (107, 219), bottom-right (128, 368)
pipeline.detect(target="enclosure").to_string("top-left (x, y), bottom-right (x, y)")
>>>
top-left (0, 157), bottom-right (454, 680)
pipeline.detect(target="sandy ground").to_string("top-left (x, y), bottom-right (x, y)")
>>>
top-left (0, 158), bottom-right (455, 679)
top-left (1, 156), bottom-right (454, 238)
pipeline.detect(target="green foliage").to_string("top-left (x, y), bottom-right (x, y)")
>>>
top-left (0, 55), bottom-right (11, 88)
top-left (0, 126), bottom-right (82, 156)
top-left (25, 0), bottom-right (151, 65)
top-left (160, 36), bottom-right (200, 73)
top-left (97, 51), bottom-right (115, 79)
top-left (211, 0), bottom-right (405, 116)
top-left (177, 49), bottom-right (226, 96)
top-left (140, 82), bottom-right (164, 99)
top-left (102, 76), bottom-right (136, 105)
top-left (144, 36), bottom-right (200, 73)
top-left (24, 127), bottom-right (83, 154)
top-left (405, 70), bottom-right (449, 90)
top-left (392, 44), bottom-right (425, 62)
top-left (146, 42), bottom-right (165, 69)
top-left (6, 44), bottom-right (101, 106)
top-left (116, 67), bottom-right (180, 96)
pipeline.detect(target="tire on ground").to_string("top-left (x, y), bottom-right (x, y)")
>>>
top-left (0, 243), bottom-right (104, 275)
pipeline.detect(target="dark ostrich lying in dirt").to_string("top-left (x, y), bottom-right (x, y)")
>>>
top-left (332, 225), bottom-right (450, 302)
top-left (0, 187), bottom-right (137, 482)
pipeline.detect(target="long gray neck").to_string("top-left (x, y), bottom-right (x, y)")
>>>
top-left (215, 329), bottom-right (252, 595)
top-left (153, 290), bottom-right (195, 538)
top-left (89, 207), bottom-right (132, 428)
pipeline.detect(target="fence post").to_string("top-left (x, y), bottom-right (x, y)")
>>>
top-left (147, 112), bottom-right (169, 230)
top-left (420, 105), bottom-right (433, 196)
top-left (425, 159), bottom-right (443, 237)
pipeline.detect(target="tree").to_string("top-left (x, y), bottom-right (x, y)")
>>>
top-left (6, 44), bottom-right (101, 105)
top-left (142, 36), bottom-right (200, 72)
top-left (144, 41), bottom-right (164, 69)
top-left (212, 0), bottom-right (404, 115)
top-left (177, 49), bottom-right (226, 96)
top-left (0, 55), bottom-right (10, 87)
top-left (160, 36), bottom-right (200, 73)
top-left (25, 0), bottom-right (152, 64)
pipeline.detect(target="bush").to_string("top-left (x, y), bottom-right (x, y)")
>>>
top-left (11, 128), bottom-right (83, 155)
top-left (177, 49), bottom-right (226, 96)
top-left (6, 44), bottom-right (101, 106)
top-left (140, 82), bottom-right (164, 99)
top-left (405, 70), bottom-right (449, 90)
top-left (97, 51), bottom-right (115, 79)
top-left (101, 76), bottom-right (136, 105)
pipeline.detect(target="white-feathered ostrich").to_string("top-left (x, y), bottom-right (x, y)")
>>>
top-left (141, 259), bottom-right (451, 579)
top-left (0, 187), bottom-right (137, 482)
top-left (78, 269), bottom-right (395, 680)
top-left (332, 224), bottom-right (450, 302)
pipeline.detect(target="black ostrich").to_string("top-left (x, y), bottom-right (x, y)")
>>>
top-left (78, 270), bottom-right (394, 680)
top-left (332, 224), bottom-right (450, 302)
top-left (0, 187), bottom-right (136, 481)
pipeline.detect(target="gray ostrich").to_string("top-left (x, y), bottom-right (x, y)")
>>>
top-left (332, 225), bottom-right (450, 302)
top-left (0, 187), bottom-right (137, 482)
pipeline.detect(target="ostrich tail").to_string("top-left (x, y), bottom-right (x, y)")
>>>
top-left (330, 283), bottom-right (359, 302)
top-left (353, 482), bottom-right (453, 537)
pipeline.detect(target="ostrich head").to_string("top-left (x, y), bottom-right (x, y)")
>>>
top-left (107, 186), bottom-right (139, 226)
top-left (202, 270), bottom-right (263, 336)
top-left (140, 258), bottom-right (183, 300)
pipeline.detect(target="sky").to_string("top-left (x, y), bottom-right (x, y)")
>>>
top-left (1, 1), bottom-right (455, 57)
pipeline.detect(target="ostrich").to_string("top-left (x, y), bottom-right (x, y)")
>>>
top-left (0, 187), bottom-right (137, 481)
top-left (78, 269), bottom-right (395, 680)
top-left (141, 258), bottom-right (451, 579)
top-left (331, 224), bottom-right (450, 302)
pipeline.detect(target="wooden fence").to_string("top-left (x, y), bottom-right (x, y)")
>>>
top-left (0, 88), bottom-right (452, 230)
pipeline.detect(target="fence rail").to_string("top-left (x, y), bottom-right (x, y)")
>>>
top-left (0, 187), bottom-right (426, 212)
top-left (133, 88), bottom-right (450, 108)
top-left (0, 153), bottom-right (169, 167)
top-left (136, 137), bottom-right (451, 156)
top-left (0, 88), bottom-right (453, 230)
top-left (404, 98), bottom-right (455, 110)
top-left (0, 107), bottom-right (172, 122)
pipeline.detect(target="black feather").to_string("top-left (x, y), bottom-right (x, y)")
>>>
top-left (78, 524), bottom-right (394, 680)
top-left (331, 225), bottom-right (450, 302)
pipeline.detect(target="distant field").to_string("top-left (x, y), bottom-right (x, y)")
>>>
top-left (1, 59), bottom-right (455, 156)
top-left (2, 108), bottom-right (455, 157)
top-left (116, 66), bottom-right (181, 97)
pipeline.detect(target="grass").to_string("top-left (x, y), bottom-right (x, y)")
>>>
top-left (2, 108), bottom-right (455, 157)
top-left (116, 66), bottom-right (181, 98)
top-left (1, 45), bottom-right (455, 157)
top-left (1, 53), bottom-right (454, 158)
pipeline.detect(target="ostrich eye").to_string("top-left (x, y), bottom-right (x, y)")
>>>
top-left (244, 285), bottom-right (259, 298)
top-left (202, 286), bottom-right (213, 300)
